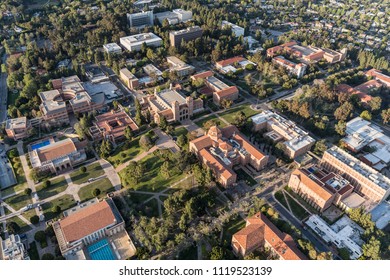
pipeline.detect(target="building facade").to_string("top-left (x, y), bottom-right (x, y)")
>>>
top-left (169, 26), bottom-right (203, 47)
top-left (321, 146), bottom-right (390, 205)
top-left (0, 234), bottom-right (30, 260)
top-left (120, 68), bottom-right (139, 90)
top-left (167, 56), bottom-right (195, 77)
top-left (120, 33), bottom-right (163, 52)
top-left (272, 56), bottom-right (307, 78)
top-left (5, 117), bottom-right (31, 140)
top-left (127, 11), bottom-right (153, 29)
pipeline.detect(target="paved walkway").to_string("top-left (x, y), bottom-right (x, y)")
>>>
top-left (100, 159), bottom-right (121, 190)
top-left (17, 142), bottom-right (40, 217)
top-left (1, 201), bottom-right (36, 229)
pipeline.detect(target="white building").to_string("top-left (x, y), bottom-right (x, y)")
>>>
top-left (222, 20), bottom-right (245, 37)
top-left (167, 56), bottom-right (195, 77)
top-left (120, 33), bottom-right (163, 52)
top-left (305, 215), bottom-right (364, 260)
top-left (154, 9), bottom-right (192, 25)
top-left (127, 10), bottom-right (153, 29)
top-left (343, 117), bottom-right (390, 170)
top-left (251, 110), bottom-right (315, 158)
top-left (103, 43), bottom-right (122, 55)
top-left (272, 56), bottom-right (307, 78)
top-left (0, 234), bottom-right (30, 260)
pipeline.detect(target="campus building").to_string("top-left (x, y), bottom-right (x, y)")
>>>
top-left (127, 11), bottom-right (153, 29)
top-left (215, 56), bottom-right (256, 74)
top-left (29, 137), bottom-right (87, 175)
top-left (191, 71), bottom-right (239, 106)
top-left (119, 68), bottom-right (139, 90)
top-left (366, 68), bottom-right (390, 87)
top-left (221, 21), bottom-right (245, 37)
top-left (232, 212), bottom-right (306, 259)
top-left (166, 56), bottom-right (195, 77)
top-left (251, 111), bottom-right (315, 159)
top-left (272, 56), bottom-right (307, 78)
top-left (103, 43), bottom-right (122, 55)
top-left (305, 215), bottom-right (364, 260)
top-left (335, 80), bottom-right (381, 104)
top-left (154, 9), bottom-right (192, 25)
top-left (0, 234), bottom-right (30, 260)
top-left (169, 26), bottom-right (203, 47)
top-left (90, 110), bottom-right (139, 145)
top-left (40, 75), bottom-right (106, 127)
top-left (288, 166), bottom-right (366, 212)
top-left (5, 117), bottom-right (31, 141)
top-left (321, 146), bottom-right (390, 205)
top-left (145, 86), bottom-right (204, 123)
top-left (342, 117), bottom-right (390, 170)
top-left (266, 41), bottom-right (347, 64)
top-left (53, 198), bottom-right (134, 260)
top-left (120, 33), bottom-right (163, 52)
top-left (189, 126), bottom-right (268, 187)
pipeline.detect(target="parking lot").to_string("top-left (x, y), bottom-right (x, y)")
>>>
top-left (0, 145), bottom-right (17, 189)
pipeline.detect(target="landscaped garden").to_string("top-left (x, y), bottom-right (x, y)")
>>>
top-left (107, 137), bottom-right (143, 167)
top-left (218, 104), bottom-right (258, 124)
top-left (4, 192), bottom-right (32, 211)
top-left (36, 176), bottom-right (68, 199)
top-left (42, 194), bottom-right (76, 221)
top-left (236, 168), bottom-right (257, 187)
top-left (194, 115), bottom-right (227, 129)
top-left (69, 162), bottom-right (104, 185)
top-left (77, 178), bottom-right (114, 202)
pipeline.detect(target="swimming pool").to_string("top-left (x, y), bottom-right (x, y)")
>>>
top-left (31, 140), bottom-right (51, 151)
top-left (87, 239), bottom-right (116, 260)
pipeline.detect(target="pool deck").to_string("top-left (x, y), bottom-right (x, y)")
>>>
top-left (109, 231), bottom-right (136, 260)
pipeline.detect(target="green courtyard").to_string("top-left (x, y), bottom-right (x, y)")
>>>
top-left (70, 162), bottom-right (104, 185)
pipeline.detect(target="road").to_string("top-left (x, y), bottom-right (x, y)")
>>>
top-left (0, 54), bottom-right (8, 122)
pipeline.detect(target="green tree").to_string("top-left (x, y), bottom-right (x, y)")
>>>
top-left (313, 140), bottom-right (327, 156)
top-left (43, 180), bottom-right (51, 189)
top-left (24, 188), bottom-right (32, 195)
top-left (176, 134), bottom-right (187, 149)
top-left (362, 237), bottom-right (381, 260)
top-left (30, 215), bottom-right (40, 224)
top-left (34, 231), bottom-right (46, 243)
top-left (381, 108), bottom-right (390, 124)
top-left (209, 246), bottom-right (225, 260)
top-left (99, 139), bottom-right (113, 158)
top-left (334, 102), bottom-right (353, 121)
top-left (124, 126), bottom-right (133, 141)
top-left (160, 161), bottom-right (171, 179)
top-left (335, 121), bottom-right (346, 136)
top-left (80, 166), bottom-right (87, 173)
top-left (233, 111), bottom-right (247, 127)
top-left (368, 96), bottom-right (382, 112)
top-left (360, 110), bottom-right (372, 121)
top-left (92, 188), bottom-right (101, 197)
top-left (52, 205), bottom-right (61, 213)
top-left (139, 135), bottom-right (152, 150)
top-left (41, 253), bottom-right (55, 260)
top-left (159, 116), bottom-right (168, 131)
top-left (6, 221), bottom-right (20, 234)
top-left (220, 98), bottom-right (233, 109)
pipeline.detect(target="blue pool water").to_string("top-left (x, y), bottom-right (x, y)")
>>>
top-left (87, 239), bottom-right (116, 260)
top-left (31, 140), bottom-right (51, 151)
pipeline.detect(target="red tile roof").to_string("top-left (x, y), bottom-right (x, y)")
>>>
top-left (191, 71), bottom-right (214, 80)
top-left (216, 56), bottom-right (245, 68)
top-left (199, 148), bottom-right (236, 181)
top-left (37, 138), bottom-right (78, 162)
top-left (214, 86), bottom-right (239, 98)
top-left (366, 69), bottom-right (390, 84)
top-left (291, 169), bottom-right (334, 200)
top-left (233, 212), bottom-right (306, 260)
top-left (59, 200), bottom-right (116, 243)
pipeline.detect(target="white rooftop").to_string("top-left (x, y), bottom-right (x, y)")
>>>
top-left (344, 117), bottom-right (384, 151)
top-left (326, 146), bottom-right (390, 191)
top-left (306, 215), bottom-right (363, 259)
top-left (370, 201), bottom-right (390, 230)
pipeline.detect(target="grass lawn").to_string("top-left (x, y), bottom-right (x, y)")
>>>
top-left (139, 198), bottom-right (159, 218)
top-left (107, 137), bottom-right (143, 167)
top-left (285, 186), bottom-right (320, 215)
top-left (194, 115), bottom-right (227, 129)
top-left (222, 215), bottom-right (246, 244)
top-left (4, 192), bottom-right (32, 211)
top-left (119, 153), bottom-right (186, 193)
top-left (285, 193), bottom-right (310, 220)
top-left (275, 191), bottom-right (289, 209)
top-left (36, 176), bottom-right (68, 200)
top-left (125, 192), bottom-right (153, 205)
top-left (236, 168), bottom-right (257, 187)
top-left (6, 215), bottom-right (32, 234)
top-left (218, 104), bottom-right (258, 124)
top-left (70, 162), bottom-right (104, 185)
top-left (22, 209), bottom-right (37, 223)
top-left (78, 178), bottom-right (114, 202)
top-left (1, 182), bottom-right (27, 197)
top-left (42, 194), bottom-right (76, 221)
top-left (171, 127), bottom-right (188, 138)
